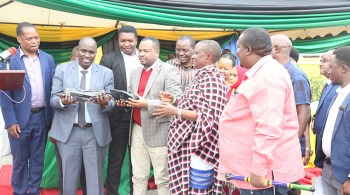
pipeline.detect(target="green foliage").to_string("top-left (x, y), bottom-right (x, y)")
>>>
top-left (309, 76), bottom-right (326, 102)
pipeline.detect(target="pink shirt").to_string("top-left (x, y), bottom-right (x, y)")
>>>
top-left (218, 55), bottom-right (304, 190)
top-left (20, 48), bottom-right (45, 108)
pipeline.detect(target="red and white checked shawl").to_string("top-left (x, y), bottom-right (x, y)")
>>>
top-left (168, 65), bottom-right (228, 194)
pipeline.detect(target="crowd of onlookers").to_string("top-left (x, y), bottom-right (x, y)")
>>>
top-left (0, 22), bottom-right (349, 195)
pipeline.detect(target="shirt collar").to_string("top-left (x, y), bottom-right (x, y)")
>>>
top-left (326, 79), bottom-right (332, 85)
top-left (283, 60), bottom-right (294, 69)
top-left (143, 58), bottom-right (160, 71)
top-left (174, 58), bottom-right (195, 69)
top-left (121, 49), bottom-right (138, 57)
top-left (245, 55), bottom-right (273, 80)
top-left (336, 83), bottom-right (350, 96)
top-left (78, 63), bottom-right (93, 73)
top-left (19, 47), bottom-right (40, 58)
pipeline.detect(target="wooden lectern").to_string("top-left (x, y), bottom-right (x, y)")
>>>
top-left (0, 70), bottom-right (25, 91)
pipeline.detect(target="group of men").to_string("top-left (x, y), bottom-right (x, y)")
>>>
top-left (0, 21), bottom-right (350, 195)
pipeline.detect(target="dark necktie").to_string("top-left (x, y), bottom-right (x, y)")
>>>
top-left (78, 70), bottom-right (88, 128)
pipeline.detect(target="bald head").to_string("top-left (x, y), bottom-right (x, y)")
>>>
top-left (271, 34), bottom-right (292, 64)
top-left (198, 40), bottom-right (221, 62)
top-left (77, 37), bottom-right (97, 69)
top-left (193, 40), bottom-right (221, 69)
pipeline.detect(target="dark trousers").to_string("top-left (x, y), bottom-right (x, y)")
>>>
top-left (106, 121), bottom-right (132, 195)
top-left (54, 142), bottom-right (87, 195)
top-left (9, 110), bottom-right (46, 195)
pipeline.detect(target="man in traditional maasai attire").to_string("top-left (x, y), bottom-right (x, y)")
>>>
top-left (167, 35), bottom-right (197, 92)
top-left (154, 40), bottom-right (228, 194)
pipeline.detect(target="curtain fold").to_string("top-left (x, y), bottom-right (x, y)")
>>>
top-left (16, 0), bottom-right (350, 30)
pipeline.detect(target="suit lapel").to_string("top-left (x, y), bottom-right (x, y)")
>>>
top-left (318, 84), bottom-right (334, 109)
top-left (90, 63), bottom-right (98, 90)
top-left (13, 52), bottom-right (30, 86)
top-left (115, 52), bottom-right (127, 89)
top-left (38, 51), bottom-right (46, 86)
top-left (143, 60), bottom-right (161, 97)
top-left (71, 61), bottom-right (79, 89)
top-left (133, 67), bottom-right (143, 95)
top-left (332, 92), bottom-right (350, 137)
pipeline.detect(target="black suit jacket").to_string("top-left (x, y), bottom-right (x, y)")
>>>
top-left (100, 50), bottom-right (131, 135)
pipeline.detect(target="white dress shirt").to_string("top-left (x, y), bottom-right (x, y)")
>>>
top-left (121, 50), bottom-right (142, 88)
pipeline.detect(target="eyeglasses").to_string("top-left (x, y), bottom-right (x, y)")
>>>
top-left (320, 59), bottom-right (330, 63)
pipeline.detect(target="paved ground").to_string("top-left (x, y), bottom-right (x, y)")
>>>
top-left (0, 154), bottom-right (158, 195)
top-left (0, 154), bottom-right (312, 195)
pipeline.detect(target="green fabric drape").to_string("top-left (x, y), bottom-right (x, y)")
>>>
top-left (16, 0), bottom-right (350, 30)
top-left (293, 32), bottom-right (350, 53)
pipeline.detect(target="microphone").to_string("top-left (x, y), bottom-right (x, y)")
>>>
top-left (0, 47), bottom-right (16, 62)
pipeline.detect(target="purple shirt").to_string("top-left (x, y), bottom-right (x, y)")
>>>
top-left (20, 48), bottom-right (45, 108)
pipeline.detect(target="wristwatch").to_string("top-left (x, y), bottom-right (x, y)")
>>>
top-left (305, 148), bottom-right (313, 156)
top-left (177, 108), bottom-right (182, 118)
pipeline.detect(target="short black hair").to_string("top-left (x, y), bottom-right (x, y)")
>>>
top-left (220, 53), bottom-right (236, 67)
top-left (178, 35), bottom-right (195, 49)
top-left (240, 27), bottom-right (272, 57)
top-left (334, 46), bottom-right (350, 67)
top-left (16, 22), bottom-right (36, 36)
top-left (141, 36), bottom-right (160, 51)
top-left (118, 25), bottom-right (137, 37)
top-left (290, 46), bottom-right (300, 63)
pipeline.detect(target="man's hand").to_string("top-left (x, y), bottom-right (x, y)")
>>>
top-left (95, 92), bottom-right (111, 107)
top-left (160, 91), bottom-right (174, 103)
top-left (341, 180), bottom-right (350, 195)
top-left (60, 93), bottom-right (76, 105)
top-left (153, 102), bottom-right (178, 119)
top-left (303, 152), bottom-right (311, 166)
top-left (125, 95), bottom-right (147, 108)
top-left (250, 173), bottom-right (268, 188)
top-left (7, 124), bottom-right (21, 138)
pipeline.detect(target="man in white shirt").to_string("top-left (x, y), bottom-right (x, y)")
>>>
top-left (100, 25), bottom-right (141, 195)
top-left (314, 46), bottom-right (350, 195)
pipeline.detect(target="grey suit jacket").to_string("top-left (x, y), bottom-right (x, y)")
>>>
top-left (129, 59), bottom-right (181, 147)
top-left (49, 61), bottom-right (115, 147)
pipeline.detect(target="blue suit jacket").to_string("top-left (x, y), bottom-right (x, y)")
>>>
top-left (314, 84), bottom-right (338, 137)
top-left (0, 49), bottom-right (56, 129)
top-left (315, 90), bottom-right (350, 184)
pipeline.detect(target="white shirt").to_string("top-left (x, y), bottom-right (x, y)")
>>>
top-left (121, 50), bottom-right (142, 88)
top-left (322, 83), bottom-right (350, 157)
top-left (60, 64), bottom-right (92, 123)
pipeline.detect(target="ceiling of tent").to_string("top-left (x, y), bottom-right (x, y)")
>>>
top-left (1, 0), bottom-right (350, 40)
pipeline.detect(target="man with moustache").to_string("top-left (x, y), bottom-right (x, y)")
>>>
top-left (167, 35), bottom-right (197, 92)
top-left (100, 25), bottom-right (141, 195)
top-left (49, 37), bottom-right (114, 195)
top-left (0, 22), bottom-right (56, 195)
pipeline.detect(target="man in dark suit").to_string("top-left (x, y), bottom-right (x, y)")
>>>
top-left (100, 25), bottom-right (141, 195)
top-left (313, 50), bottom-right (338, 138)
top-left (0, 22), bottom-right (56, 195)
top-left (314, 46), bottom-right (350, 195)
top-left (49, 37), bottom-right (115, 195)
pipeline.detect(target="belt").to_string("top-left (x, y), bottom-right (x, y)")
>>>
top-left (73, 123), bottom-right (92, 128)
top-left (31, 107), bottom-right (45, 113)
top-left (325, 157), bottom-right (331, 165)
